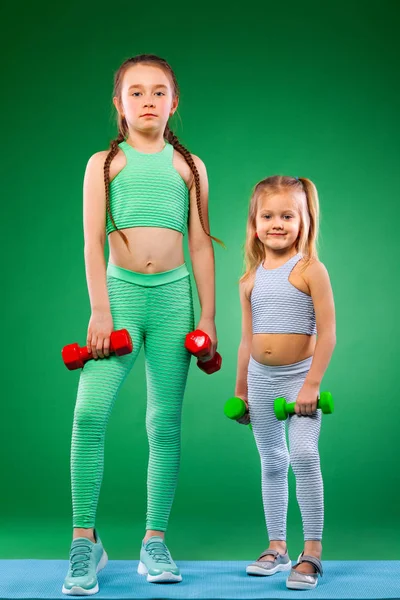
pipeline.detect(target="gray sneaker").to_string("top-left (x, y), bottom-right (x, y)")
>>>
top-left (286, 551), bottom-right (323, 589)
top-left (246, 548), bottom-right (292, 576)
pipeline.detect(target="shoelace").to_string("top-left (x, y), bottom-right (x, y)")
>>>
top-left (146, 540), bottom-right (172, 564)
top-left (69, 542), bottom-right (92, 577)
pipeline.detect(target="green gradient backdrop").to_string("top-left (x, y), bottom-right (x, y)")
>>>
top-left (2, 0), bottom-right (399, 561)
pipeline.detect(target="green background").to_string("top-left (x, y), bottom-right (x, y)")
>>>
top-left (2, 0), bottom-right (399, 561)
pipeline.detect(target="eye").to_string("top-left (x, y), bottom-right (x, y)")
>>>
top-left (155, 92), bottom-right (165, 96)
top-left (283, 215), bottom-right (293, 220)
top-left (131, 92), bottom-right (141, 97)
top-left (262, 215), bottom-right (271, 219)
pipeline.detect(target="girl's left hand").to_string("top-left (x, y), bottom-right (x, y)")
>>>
top-left (196, 317), bottom-right (218, 362)
top-left (295, 382), bottom-right (320, 416)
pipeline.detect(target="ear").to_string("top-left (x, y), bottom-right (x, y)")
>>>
top-left (113, 96), bottom-right (123, 116)
top-left (170, 95), bottom-right (179, 117)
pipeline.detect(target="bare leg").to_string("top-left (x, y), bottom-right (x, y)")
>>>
top-left (73, 528), bottom-right (96, 543)
top-left (143, 529), bottom-right (165, 543)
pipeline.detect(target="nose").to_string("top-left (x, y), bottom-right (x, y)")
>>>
top-left (272, 220), bottom-right (284, 230)
top-left (143, 97), bottom-right (155, 108)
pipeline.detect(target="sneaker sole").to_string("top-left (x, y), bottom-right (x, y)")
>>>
top-left (137, 560), bottom-right (182, 583)
top-left (62, 550), bottom-right (108, 595)
top-left (246, 561), bottom-right (292, 576)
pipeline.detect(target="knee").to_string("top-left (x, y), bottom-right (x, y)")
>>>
top-left (146, 413), bottom-right (181, 447)
top-left (73, 404), bottom-right (108, 434)
top-left (261, 447), bottom-right (289, 478)
top-left (290, 446), bottom-right (320, 474)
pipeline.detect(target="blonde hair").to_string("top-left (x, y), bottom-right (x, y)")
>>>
top-left (240, 175), bottom-right (320, 283)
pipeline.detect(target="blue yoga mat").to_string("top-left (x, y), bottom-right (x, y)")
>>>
top-left (1, 560), bottom-right (399, 599)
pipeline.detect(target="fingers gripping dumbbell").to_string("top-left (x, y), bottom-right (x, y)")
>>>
top-left (184, 329), bottom-right (222, 374)
top-left (224, 396), bottom-right (252, 429)
top-left (273, 391), bottom-right (334, 421)
top-left (62, 328), bottom-right (133, 370)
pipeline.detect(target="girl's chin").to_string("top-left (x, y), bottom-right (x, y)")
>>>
top-left (265, 241), bottom-right (294, 250)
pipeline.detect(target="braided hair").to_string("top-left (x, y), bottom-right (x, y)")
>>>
top-left (104, 54), bottom-right (224, 250)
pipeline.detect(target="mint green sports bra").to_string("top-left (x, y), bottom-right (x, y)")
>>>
top-left (106, 140), bottom-right (189, 236)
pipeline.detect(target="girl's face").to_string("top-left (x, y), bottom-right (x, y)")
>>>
top-left (255, 191), bottom-right (303, 252)
top-left (114, 64), bottom-right (178, 134)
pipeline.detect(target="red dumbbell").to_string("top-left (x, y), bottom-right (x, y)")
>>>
top-left (184, 329), bottom-right (222, 374)
top-left (62, 328), bottom-right (133, 370)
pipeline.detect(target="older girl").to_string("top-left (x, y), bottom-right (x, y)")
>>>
top-left (63, 54), bottom-right (222, 595)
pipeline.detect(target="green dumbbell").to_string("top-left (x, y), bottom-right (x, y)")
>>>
top-left (274, 391), bottom-right (334, 421)
top-left (224, 397), bottom-right (252, 429)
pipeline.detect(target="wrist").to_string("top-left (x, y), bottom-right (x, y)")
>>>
top-left (91, 305), bottom-right (111, 314)
top-left (199, 314), bottom-right (215, 321)
top-left (235, 386), bottom-right (248, 397)
top-left (303, 378), bottom-right (320, 389)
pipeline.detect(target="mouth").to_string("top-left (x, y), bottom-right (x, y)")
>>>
top-left (141, 114), bottom-right (157, 117)
top-left (268, 233), bottom-right (286, 236)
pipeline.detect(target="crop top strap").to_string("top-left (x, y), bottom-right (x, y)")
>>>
top-left (281, 252), bottom-right (303, 277)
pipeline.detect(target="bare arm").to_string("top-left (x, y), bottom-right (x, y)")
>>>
top-left (295, 260), bottom-right (336, 415)
top-left (187, 155), bottom-right (217, 358)
top-left (82, 151), bottom-right (114, 358)
top-left (303, 260), bottom-right (336, 388)
top-left (235, 279), bottom-right (253, 401)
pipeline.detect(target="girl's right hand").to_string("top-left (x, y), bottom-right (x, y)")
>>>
top-left (236, 395), bottom-right (250, 425)
top-left (87, 311), bottom-right (114, 359)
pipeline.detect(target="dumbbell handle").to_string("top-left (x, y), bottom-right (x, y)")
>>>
top-left (62, 328), bottom-right (133, 370)
top-left (274, 391), bottom-right (334, 421)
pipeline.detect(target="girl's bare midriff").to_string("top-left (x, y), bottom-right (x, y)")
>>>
top-left (251, 332), bottom-right (316, 366)
top-left (109, 227), bottom-right (185, 273)
top-left (249, 259), bottom-right (316, 366)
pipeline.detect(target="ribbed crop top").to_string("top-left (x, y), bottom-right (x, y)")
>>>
top-left (250, 253), bottom-right (317, 335)
top-left (106, 140), bottom-right (189, 236)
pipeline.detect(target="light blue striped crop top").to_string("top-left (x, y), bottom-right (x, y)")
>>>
top-left (106, 140), bottom-right (189, 235)
top-left (250, 253), bottom-right (317, 335)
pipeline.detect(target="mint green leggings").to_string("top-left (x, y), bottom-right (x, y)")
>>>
top-left (71, 263), bottom-right (194, 531)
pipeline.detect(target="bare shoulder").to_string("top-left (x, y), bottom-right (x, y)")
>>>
top-left (84, 151), bottom-right (108, 179)
top-left (299, 257), bottom-right (332, 288)
top-left (86, 150), bottom-right (109, 167)
top-left (190, 153), bottom-right (207, 173)
top-left (240, 271), bottom-right (256, 303)
top-left (173, 149), bottom-right (207, 190)
top-left (86, 148), bottom-right (125, 181)
top-left (300, 257), bottom-right (329, 275)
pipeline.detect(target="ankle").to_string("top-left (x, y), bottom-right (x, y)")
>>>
top-left (143, 530), bottom-right (165, 544)
top-left (73, 528), bottom-right (96, 543)
top-left (269, 540), bottom-right (287, 554)
top-left (303, 541), bottom-right (322, 557)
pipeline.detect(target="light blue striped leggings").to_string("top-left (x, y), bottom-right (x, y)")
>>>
top-left (247, 355), bottom-right (324, 541)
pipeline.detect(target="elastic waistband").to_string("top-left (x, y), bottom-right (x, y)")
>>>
top-left (248, 354), bottom-right (313, 378)
top-left (107, 262), bottom-right (189, 287)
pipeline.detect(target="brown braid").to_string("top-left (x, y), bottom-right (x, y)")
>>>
top-left (104, 54), bottom-right (224, 249)
top-left (164, 125), bottom-right (224, 246)
top-left (103, 132), bottom-right (129, 248)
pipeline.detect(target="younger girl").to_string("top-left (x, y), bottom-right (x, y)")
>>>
top-left (235, 176), bottom-right (336, 590)
top-left (62, 54), bottom-right (222, 595)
